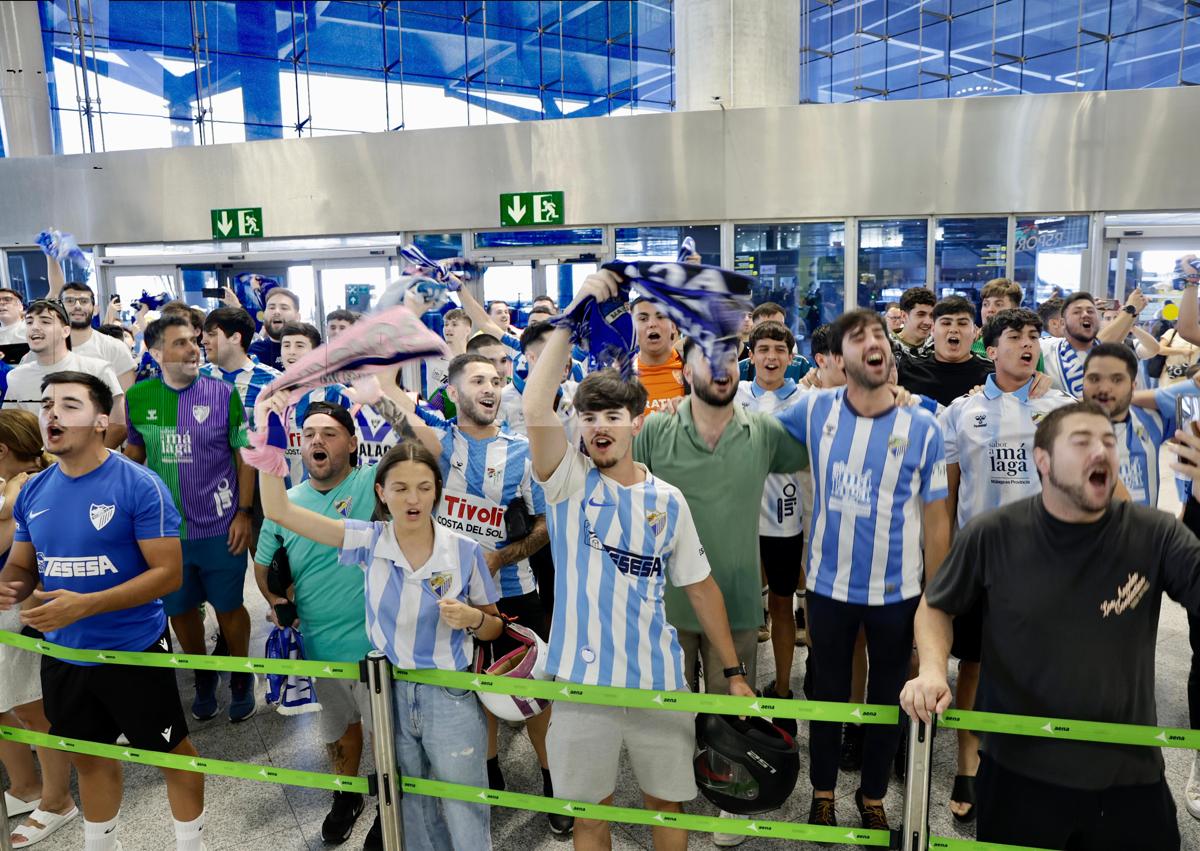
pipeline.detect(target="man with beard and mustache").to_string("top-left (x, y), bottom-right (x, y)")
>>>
top-left (898, 297), bottom-right (994, 406)
top-left (935, 308), bottom-right (1073, 822)
top-left (59, 283), bottom-right (136, 390)
top-left (373, 353), bottom-right (568, 837)
top-left (1042, 290), bottom-right (1147, 399)
top-left (776, 309), bottom-right (951, 832)
top-left (248, 288), bottom-right (301, 371)
top-left (903, 401), bottom-right (1200, 851)
top-left (522, 271), bottom-right (753, 851)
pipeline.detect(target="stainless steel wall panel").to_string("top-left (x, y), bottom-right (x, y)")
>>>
top-left (0, 87), bottom-right (1198, 246)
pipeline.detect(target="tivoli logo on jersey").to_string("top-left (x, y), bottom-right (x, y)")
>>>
top-left (37, 552), bottom-right (118, 578)
top-left (828, 462), bottom-right (873, 516)
top-left (436, 493), bottom-right (505, 540)
top-left (89, 503), bottom-right (115, 531)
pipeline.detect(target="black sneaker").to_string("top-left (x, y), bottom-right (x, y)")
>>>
top-left (854, 788), bottom-right (889, 831)
top-left (321, 791), bottom-right (364, 844)
top-left (363, 809), bottom-right (381, 850)
top-left (547, 812), bottom-right (574, 836)
top-left (808, 796), bottom-right (837, 827)
top-left (840, 723), bottom-right (864, 772)
top-left (758, 681), bottom-right (798, 739)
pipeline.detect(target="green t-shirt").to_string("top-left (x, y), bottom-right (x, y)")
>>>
top-left (633, 399), bottom-right (809, 633)
top-left (255, 465), bottom-right (377, 664)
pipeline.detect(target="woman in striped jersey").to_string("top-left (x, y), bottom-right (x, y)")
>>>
top-left (255, 403), bottom-right (504, 851)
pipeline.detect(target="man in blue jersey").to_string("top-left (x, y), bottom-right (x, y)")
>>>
top-left (937, 308), bottom-right (1074, 821)
top-left (372, 355), bottom-right (566, 834)
top-left (776, 308), bottom-right (951, 831)
top-left (253, 402), bottom-right (380, 846)
top-left (0, 371), bottom-right (206, 851)
top-left (523, 272), bottom-right (754, 851)
top-left (247, 288), bottom-right (300, 371)
top-left (1083, 343), bottom-right (1191, 509)
top-left (200, 307), bottom-right (281, 431)
top-left (1041, 290), bottom-right (1146, 398)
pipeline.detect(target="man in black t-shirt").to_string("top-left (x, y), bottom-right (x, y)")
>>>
top-left (897, 297), bottom-right (993, 407)
top-left (901, 401), bottom-right (1200, 850)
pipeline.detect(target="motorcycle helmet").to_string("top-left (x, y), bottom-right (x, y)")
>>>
top-left (475, 623), bottom-right (551, 722)
top-left (694, 713), bottom-right (800, 814)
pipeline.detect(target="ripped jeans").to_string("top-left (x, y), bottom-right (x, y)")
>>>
top-left (393, 681), bottom-right (491, 850)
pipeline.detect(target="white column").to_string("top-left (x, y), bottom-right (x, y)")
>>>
top-left (674, 0), bottom-right (800, 111)
top-left (0, 1), bottom-right (53, 156)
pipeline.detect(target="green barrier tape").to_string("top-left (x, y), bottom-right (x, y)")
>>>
top-left (0, 725), bottom-right (369, 794)
top-left (939, 709), bottom-right (1200, 751)
top-left (0, 629), bottom-right (359, 680)
top-left (398, 777), bottom-right (890, 846)
top-left (392, 667), bottom-right (900, 726)
top-left (1, 723), bottom-right (887, 846)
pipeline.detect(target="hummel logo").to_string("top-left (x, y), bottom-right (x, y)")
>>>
top-left (28, 509), bottom-right (49, 520)
top-left (161, 726), bottom-right (172, 742)
top-left (158, 638), bottom-right (169, 651)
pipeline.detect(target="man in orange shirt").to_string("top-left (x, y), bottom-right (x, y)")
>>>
top-left (631, 297), bottom-right (686, 414)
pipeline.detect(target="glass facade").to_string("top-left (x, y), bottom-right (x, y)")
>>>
top-left (858, 218), bottom-right (927, 312)
top-left (614, 225), bottom-right (721, 265)
top-left (1013, 214), bottom-right (1089, 305)
top-left (934, 216), bottom-right (1007, 312)
top-left (734, 222), bottom-right (846, 355)
top-left (38, 0), bottom-right (674, 154)
top-left (801, 1), bottom-right (1200, 103)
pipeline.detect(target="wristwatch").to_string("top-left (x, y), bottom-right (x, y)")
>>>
top-left (723, 662), bottom-right (748, 679)
top-left (1122, 304), bottom-right (1138, 316)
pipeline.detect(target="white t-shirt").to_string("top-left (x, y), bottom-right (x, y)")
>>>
top-left (0, 323), bottom-right (27, 345)
top-left (4, 352), bottom-right (123, 413)
top-left (72, 330), bottom-right (136, 382)
top-left (734, 379), bottom-right (806, 537)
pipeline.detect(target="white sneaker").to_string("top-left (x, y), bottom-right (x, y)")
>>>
top-left (1186, 753), bottom-right (1200, 819)
top-left (711, 811), bottom-right (746, 847)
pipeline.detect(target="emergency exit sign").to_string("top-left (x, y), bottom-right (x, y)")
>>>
top-left (500, 191), bottom-right (564, 227)
top-left (211, 207), bottom-right (264, 240)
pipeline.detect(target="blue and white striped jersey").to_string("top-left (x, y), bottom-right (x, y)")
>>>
top-left (285, 384), bottom-right (355, 486)
top-left (425, 422), bottom-right (546, 598)
top-left (735, 379), bottom-right (806, 537)
top-left (339, 519), bottom-right (498, 669)
top-left (938, 375), bottom-right (1074, 528)
top-left (776, 388), bottom-right (948, 605)
top-left (353, 403), bottom-right (400, 466)
top-left (200, 356), bottom-right (280, 430)
top-left (1115, 384), bottom-right (1185, 507)
top-left (536, 447), bottom-right (710, 690)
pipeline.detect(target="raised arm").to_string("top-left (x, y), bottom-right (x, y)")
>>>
top-left (372, 368), bottom-right (444, 458)
top-left (1097, 288), bottom-right (1148, 344)
top-left (455, 280), bottom-right (506, 339)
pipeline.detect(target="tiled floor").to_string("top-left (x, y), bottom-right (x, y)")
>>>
top-left (7, 463), bottom-right (1200, 849)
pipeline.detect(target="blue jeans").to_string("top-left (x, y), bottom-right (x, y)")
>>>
top-left (393, 681), bottom-right (491, 851)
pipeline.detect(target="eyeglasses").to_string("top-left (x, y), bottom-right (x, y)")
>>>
top-left (61, 296), bottom-right (94, 307)
top-left (0, 296), bottom-right (22, 306)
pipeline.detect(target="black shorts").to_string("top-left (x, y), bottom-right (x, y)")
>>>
top-left (759, 534), bottom-right (804, 597)
top-left (41, 629), bottom-right (189, 752)
top-left (485, 591), bottom-right (548, 665)
top-left (950, 598), bottom-right (984, 663)
top-left (529, 547), bottom-right (555, 621)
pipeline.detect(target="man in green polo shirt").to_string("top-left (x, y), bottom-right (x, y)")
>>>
top-left (253, 402), bottom-right (378, 846)
top-left (633, 338), bottom-right (809, 703)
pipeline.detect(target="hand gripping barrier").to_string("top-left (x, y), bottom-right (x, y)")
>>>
top-left (0, 630), bottom-right (1193, 851)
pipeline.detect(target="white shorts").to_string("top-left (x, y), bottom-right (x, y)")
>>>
top-left (546, 693), bottom-right (697, 804)
top-left (0, 613), bottom-right (40, 714)
top-left (318, 679), bottom-right (373, 745)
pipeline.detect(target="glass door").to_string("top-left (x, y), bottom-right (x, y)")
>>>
top-left (313, 258), bottom-right (393, 328)
top-left (102, 266), bottom-right (179, 324)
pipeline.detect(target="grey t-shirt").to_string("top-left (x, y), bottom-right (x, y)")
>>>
top-left (926, 495), bottom-right (1200, 789)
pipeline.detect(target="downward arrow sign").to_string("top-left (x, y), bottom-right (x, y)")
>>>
top-left (217, 211), bottom-right (233, 236)
top-left (506, 197), bottom-right (527, 224)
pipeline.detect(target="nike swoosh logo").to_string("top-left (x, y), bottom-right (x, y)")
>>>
top-left (587, 497), bottom-right (615, 508)
top-left (28, 509), bottom-right (49, 520)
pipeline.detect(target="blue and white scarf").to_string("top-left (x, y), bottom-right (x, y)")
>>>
top-left (265, 626), bottom-right (321, 716)
top-left (1054, 338), bottom-right (1090, 399)
top-left (551, 283), bottom-right (635, 376)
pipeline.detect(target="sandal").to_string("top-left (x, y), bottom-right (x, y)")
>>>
top-left (12, 805), bottom-right (79, 848)
top-left (950, 774), bottom-right (976, 823)
top-left (3, 792), bottom-right (39, 817)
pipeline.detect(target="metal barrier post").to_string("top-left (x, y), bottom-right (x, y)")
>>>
top-left (900, 716), bottom-right (935, 851)
top-left (365, 652), bottom-right (405, 851)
